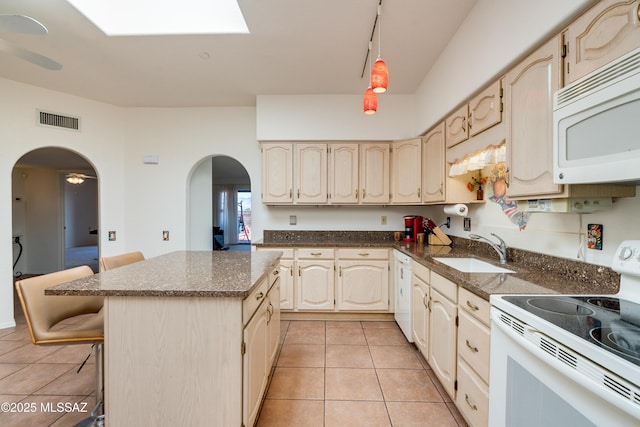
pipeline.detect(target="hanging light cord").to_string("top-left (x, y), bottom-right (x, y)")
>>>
top-left (360, 0), bottom-right (383, 79)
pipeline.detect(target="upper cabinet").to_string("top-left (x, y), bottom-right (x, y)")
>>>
top-left (563, 0), bottom-right (640, 85)
top-left (329, 143), bottom-right (359, 204)
top-left (295, 144), bottom-right (327, 204)
top-left (468, 80), bottom-right (502, 137)
top-left (262, 143), bottom-right (293, 204)
top-left (360, 143), bottom-right (390, 204)
top-left (391, 138), bottom-right (422, 204)
top-left (445, 104), bottom-right (469, 148)
top-left (504, 36), bottom-right (563, 199)
top-left (422, 124), bottom-right (446, 204)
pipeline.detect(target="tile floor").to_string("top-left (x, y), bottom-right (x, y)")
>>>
top-left (1, 301), bottom-right (467, 426)
top-left (257, 320), bottom-right (468, 426)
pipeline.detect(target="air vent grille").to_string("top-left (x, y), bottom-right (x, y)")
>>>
top-left (38, 110), bottom-right (80, 131)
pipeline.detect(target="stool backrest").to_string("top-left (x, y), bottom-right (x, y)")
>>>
top-left (15, 265), bottom-right (103, 344)
top-left (99, 251), bottom-right (145, 271)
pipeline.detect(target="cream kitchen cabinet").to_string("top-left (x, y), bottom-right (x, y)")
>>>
top-left (505, 36), bottom-right (564, 199)
top-left (422, 123), bottom-right (446, 204)
top-left (296, 248), bottom-right (335, 311)
top-left (445, 104), bottom-right (469, 148)
top-left (336, 248), bottom-right (389, 311)
top-left (329, 143), bottom-right (359, 204)
top-left (360, 143), bottom-right (390, 204)
top-left (243, 268), bottom-right (280, 427)
top-left (278, 255), bottom-right (295, 310)
top-left (411, 261), bottom-right (430, 359)
top-left (391, 138), bottom-right (422, 204)
top-left (295, 144), bottom-right (327, 204)
top-left (563, 0), bottom-right (640, 85)
top-left (261, 143), bottom-right (293, 204)
top-left (428, 272), bottom-right (458, 400)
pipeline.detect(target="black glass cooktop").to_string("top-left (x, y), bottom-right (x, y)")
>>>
top-left (502, 295), bottom-right (640, 367)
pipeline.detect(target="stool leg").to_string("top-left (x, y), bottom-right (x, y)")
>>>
top-left (74, 343), bottom-right (104, 427)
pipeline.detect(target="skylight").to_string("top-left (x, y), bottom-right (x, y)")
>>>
top-left (66, 0), bottom-right (249, 36)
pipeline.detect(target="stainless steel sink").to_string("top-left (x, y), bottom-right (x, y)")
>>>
top-left (433, 257), bottom-right (515, 273)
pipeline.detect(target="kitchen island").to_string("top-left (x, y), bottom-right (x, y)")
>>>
top-left (46, 250), bottom-right (282, 427)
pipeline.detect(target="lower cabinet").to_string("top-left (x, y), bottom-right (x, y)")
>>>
top-left (337, 248), bottom-right (390, 311)
top-left (428, 281), bottom-right (458, 400)
top-left (411, 262), bottom-right (430, 358)
top-left (297, 259), bottom-right (335, 310)
top-left (243, 271), bottom-right (280, 427)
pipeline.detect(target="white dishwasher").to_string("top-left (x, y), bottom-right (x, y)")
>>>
top-left (393, 250), bottom-right (413, 342)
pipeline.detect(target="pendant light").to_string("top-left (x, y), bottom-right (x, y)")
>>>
top-left (364, 41), bottom-right (377, 114)
top-left (371, 2), bottom-right (388, 93)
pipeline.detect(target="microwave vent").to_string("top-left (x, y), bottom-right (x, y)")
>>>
top-left (38, 110), bottom-right (80, 131)
top-left (556, 46), bottom-right (640, 108)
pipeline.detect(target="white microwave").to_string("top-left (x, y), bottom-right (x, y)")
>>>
top-left (553, 46), bottom-right (640, 184)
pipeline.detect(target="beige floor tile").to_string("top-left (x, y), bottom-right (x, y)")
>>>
top-left (35, 363), bottom-right (95, 396)
top-left (288, 320), bottom-right (326, 331)
top-left (277, 344), bottom-right (325, 367)
top-left (386, 401), bottom-right (459, 426)
top-left (257, 399), bottom-right (324, 427)
top-left (0, 395), bottom-right (83, 427)
top-left (325, 368), bottom-right (383, 401)
top-left (0, 363), bottom-right (29, 381)
top-left (377, 369), bottom-right (443, 402)
top-left (363, 327), bottom-right (409, 346)
top-left (426, 369), bottom-right (453, 403)
top-left (369, 345), bottom-right (422, 369)
top-left (325, 400), bottom-right (391, 427)
top-left (0, 327), bottom-right (31, 342)
top-left (284, 327), bottom-right (326, 345)
top-left (266, 367), bottom-right (324, 400)
top-left (326, 327), bottom-right (367, 345)
top-left (326, 321), bottom-right (362, 329)
top-left (0, 340), bottom-right (29, 357)
top-left (446, 401), bottom-right (470, 427)
top-left (361, 321), bottom-right (398, 329)
top-left (0, 363), bottom-right (72, 395)
top-left (37, 344), bottom-right (95, 364)
top-left (325, 345), bottom-right (373, 369)
top-left (0, 343), bottom-right (61, 364)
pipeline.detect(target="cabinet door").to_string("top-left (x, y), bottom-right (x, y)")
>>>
top-left (262, 143), bottom-right (293, 203)
top-left (295, 144), bottom-right (327, 204)
top-left (422, 123), bottom-right (446, 204)
top-left (469, 80), bottom-right (502, 136)
top-left (329, 143), bottom-right (359, 204)
top-left (411, 274), bottom-right (429, 359)
top-left (267, 279), bottom-right (281, 366)
top-left (505, 36), bottom-right (564, 199)
top-left (337, 260), bottom-right (389, 311)
top-left (243, 301), bottom-right (268, 427)
top-left (279, 259), bottom-right (295, 310)
top-left (456, 358), bottom-right (489, 427)
top-left (428, 288), bottom-right (457, 399)
top-left (391, 138), bottom-right (422, 204)
top-left (457, 309), bottom-right (490, 383)
top-left (445, 104), bottom-right (469, 148)
top-left (297, 260), bottom-right (335, 310)
top-left (360, 143), bottom-right (390, 204)
top-left (564, 0), bottom-right (640, 85)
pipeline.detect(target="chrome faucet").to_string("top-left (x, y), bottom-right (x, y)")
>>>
top-left (469, 233), bottom-right (508, 264)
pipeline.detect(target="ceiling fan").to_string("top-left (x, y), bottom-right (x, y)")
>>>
top-left (0, 14), bottom-right (62, 70)
top-left (66, 173), bottom-right (97, 184)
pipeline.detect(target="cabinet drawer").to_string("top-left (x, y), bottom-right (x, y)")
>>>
top-left (412, 261), bottom-right (430, 284)
top-left (431, 271), bottom-right (457, 303)
top-left (337, 248), bottom-right (388, 260)
top-left (297, 248), bottom-right (335, 259)
top-left (243, 277), bottom-right (268, 325)
top-left (457, 309), bottom-right (490, 383)
top-left (257, 247), bottom-right (294, 259)
top-left (459, 287), bottom-right (490, 326)
top-left (456, 358), bottom-right (489, 427)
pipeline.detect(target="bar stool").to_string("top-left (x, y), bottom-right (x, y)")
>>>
top-left (15, 265), bottom-right (104, 427)
top-left (99, 251), bottom-right (145, 271)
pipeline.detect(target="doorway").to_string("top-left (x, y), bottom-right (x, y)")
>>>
top-left (12, 147), bottom-right (99, 276)
top-left (212, 156), bottom-right (251, 250)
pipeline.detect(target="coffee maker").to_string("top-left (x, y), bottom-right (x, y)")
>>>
top-left (403, 215), bottom-right (423, 242)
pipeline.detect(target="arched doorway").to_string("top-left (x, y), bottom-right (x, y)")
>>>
top-left (12, 147), bottom-right (99, 277)
top-left (188, 155), bottom-right (251, 251)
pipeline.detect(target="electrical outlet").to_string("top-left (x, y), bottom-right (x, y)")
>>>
top-left (289, 215), bottom-right (297, 225)
top-left (381, 215), bottom-right (387, 225)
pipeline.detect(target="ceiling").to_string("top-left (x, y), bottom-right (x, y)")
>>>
top-left (0, 0), bottom-right (477, 108)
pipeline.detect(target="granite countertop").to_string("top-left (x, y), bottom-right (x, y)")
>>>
top-left (255, 231), bottom-right (621, 301)
top-left (45, 250), bottom-right (282, 298)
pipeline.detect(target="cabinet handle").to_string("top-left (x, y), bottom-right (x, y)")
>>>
top-left (256, 292), bottom-right (264, 300)
top-left (468, 111), bottom-right (473, 129)
top-left (273, 270), bottom-right (279, 275)
top-left (310, 252), bottom-right (322, 256)
top-left (465, 339), bottom-right (479, 353)
top-left (462, 116), bottom-right (466, 132)
top-left (439, 184), bottom-right (443, 195)
top-left (428, 297), bottom-right (432, 311)
top-left (465, 394), bottom-right (478, 411)
top-left (423, 294), bottom-right (428, 308)
top-left (362, 189), bottom-right (366, 199)
top-left (298, 267), bottom-right (301, 277)
top-left (297, 189), bottom-right (300, 198)
top-left (358, 253), bottom-right (370, 257)
top-left (339, 266), bottom-right (342, 277)
top-left (289, 189), bottom-right (292, 199)
top-left (290, 267), bottom-right (293, 277)
top-left (355, 189), bottom-right (359, 199)
top-left (466, 300), bottom-right (479, 311)
top-left (417, 187), bottom-right (420, 196)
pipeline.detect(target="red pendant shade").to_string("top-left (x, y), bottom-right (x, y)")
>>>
top-left (363, 86), bottom-right (377, 115)
top-left (371, 58), bottom-right (388, 93)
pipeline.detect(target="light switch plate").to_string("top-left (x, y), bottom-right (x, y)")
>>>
top-left (463, 217), bottom-right (471, 232)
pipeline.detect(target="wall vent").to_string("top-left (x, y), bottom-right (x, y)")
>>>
top-left (38, 110), bottom-right (80, 131)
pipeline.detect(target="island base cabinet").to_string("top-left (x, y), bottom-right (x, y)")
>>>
top-left (243, 300), bottom-right (269, 427)
top-left (104, 296), bottom-right (243, 427)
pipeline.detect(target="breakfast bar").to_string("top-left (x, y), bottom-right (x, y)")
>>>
top-left (46, 250), bottom-right (282, 427)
